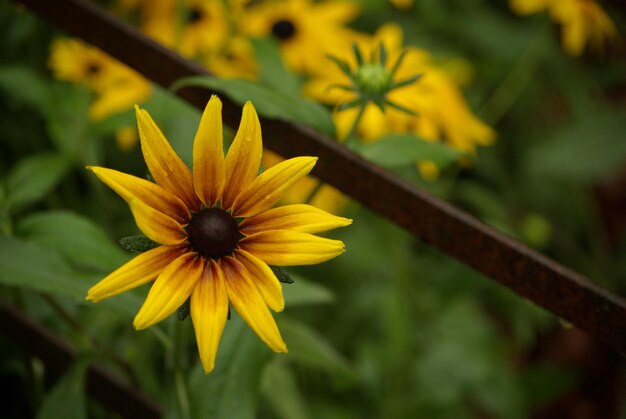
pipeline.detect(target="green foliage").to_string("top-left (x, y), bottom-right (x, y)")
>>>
top-left (358, 133), bottom-right (462, 169)
top-left (171, 76), bottom-right (336, 137)
top-left (16, 210), bottom-right (129, 272)
top-left (0, 237), bottom-right (89, 299)
top-left (36, 357), bottom-right (90, 419)
top-left (4, 153), bottom-right (70, 212)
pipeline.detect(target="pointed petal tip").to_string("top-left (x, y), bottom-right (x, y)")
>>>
top-left (202, 363), bottom-right (216, 374)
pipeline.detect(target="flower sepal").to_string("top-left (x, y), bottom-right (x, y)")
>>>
top-left (119, 235), bottom-right (160, 253)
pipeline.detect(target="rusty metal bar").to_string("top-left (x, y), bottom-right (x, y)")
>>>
top-left (0, 305), bottom-right (161, 418)
top-left (15, 0), bottom-right (626, 355)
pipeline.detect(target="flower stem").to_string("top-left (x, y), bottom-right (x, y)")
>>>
top-left (172, 319), bottom-right (191, 419)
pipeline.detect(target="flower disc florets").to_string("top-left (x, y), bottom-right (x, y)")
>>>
top-left (187, 207), bottom-right (240, 259)
top-left (271, 19), bottom-right (297, 40)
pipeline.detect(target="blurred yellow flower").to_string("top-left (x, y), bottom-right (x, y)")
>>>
top-left (86, 96), bottom-right (351, 373)
top-left (237, 0), bottom-right (361, 74)
top-left (305, 24), bottom-right (495, 153)
top-left (510, 0), bottom-right (618, 56)
top-left (141, 0), bottom-right (228, 58)
top-left (49, 38), bottom-right (151, 122)
top-left (203, 37), bottom-right (259, 80)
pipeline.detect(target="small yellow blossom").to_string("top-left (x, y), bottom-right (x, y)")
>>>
top-left (305, 24), bottom-right (495, 153)
top-left (141, 0), bottom-right (229, 58)
top-left (49, 38), bottom-right (151, 122)
top-left (237, 0), bottom-right (361, 74)
top-left (86, 96), bottom-right (351, 373)
top-left (510, 0), bottom-right (618, 56)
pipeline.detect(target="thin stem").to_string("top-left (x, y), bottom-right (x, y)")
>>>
top-left (172, 319), bottom-right (191, 419)
top-left (344, 104), bottom-right (367, 142)
top-left (479, 25), bottom-right (546, 125)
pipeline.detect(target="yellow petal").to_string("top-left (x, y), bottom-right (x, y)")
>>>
top-left (193, 95), bottom-right (225, 207)
top-left (235, 249), bottom-right (284, 312)
top-left (134, 252), bottom-right (203, 330)
top-left (135, 105), bottom-right (201, 210)
top-left (240, 204), bottom-right (352, 235)
top-left (87, 166), bottom-right (189, 223)
top-left (239, 230), bottom-right (345, 266)
top-left (232, 157), bottom-right (317, 217)
top-left (222, 256), bottom-right (287, 352)
top-left (87, 245), bottom-right (183, 302)
top-left (130, 199), bottom-right (187, 245)
top-left (191, 259), bottom-right (229, 373)
top-left (222, 102), bottom-right (262, 209)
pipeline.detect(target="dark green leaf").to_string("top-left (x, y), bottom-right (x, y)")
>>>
top-left (283, 274), bottom-right (334, 306)
top-left (359, 133), bottom-right (462, 168)
top-left (261, 360), bottom-right (311, 419)
top-left (16, 210), bottom-right (129, 272)
top-left (177, 298), bottom-right (191, 321)
top-left (172, 77), bottom-right (335, 137)
top-left (0, 65), bottom-right (50, 110)
top-left (36, 357), bottom-right (90, 419)
top-left (271, 266), bottom-right (294, 284)
top-left (5, 153), bottom-right (70, 211)
top-left (251, 38), bottom-right (300, 97)
top-left (526, 111), bottom-right (626, 182)
top-left (119, 235), bottom-right (160, 253)
top-left (280, 318), bottom-right (355, 381)
top-left (0, 237), bottom-right (89, 299)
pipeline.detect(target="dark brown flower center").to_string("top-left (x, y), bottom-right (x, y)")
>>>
top-left (271, 19), bottom-right (296, 41)
top-left (86, 62), bottom-right (100, 76)
top-left (187, 208), bottom-right (239, 259)
top-left (187, 7), bottom-right (204, 23)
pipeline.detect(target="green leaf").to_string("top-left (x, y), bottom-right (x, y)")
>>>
top-left (271, 266), bottom-right (294, 284)
top-left (5, 153), bottom-right (70, 212)
top-left (36, 357), bottom-right (90, 419)
top-left (526, 110), bottom-right (626, 182)
top-left (283, 274), bottom-right (334, 306)
top-left (359, 134), bottom-right (462, 169)
top-left (280, 318), bottom-right (354, 382)
top-left (0, 65), bottom-right (50, 110)
top-left (187, 316), bottom-right (272, 419)
top-left (16, 210), bottom-right (129, 272)
top-left (261, 360), bottom-right (311, 419)
top-left (0, 236), bottom-right (89, 299)
top-left (171, 76), bottom-right (336, 137)
top-left (119, 235), bottom-right (160, 254)
top-left (251, 38), bottom-right (301, 97)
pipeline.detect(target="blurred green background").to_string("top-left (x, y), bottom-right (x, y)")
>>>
top-left (1, 0), bottom-right (626, 418)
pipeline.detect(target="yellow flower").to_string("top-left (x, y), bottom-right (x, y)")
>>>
top-left (510, 0), bottom-right (618, 56)
top-left (141, 0), bottom-right (228, 58)
top-left (86, 96), bottom-right (351, 373)
top-left (304, 24), bottom-right (495, 153)
top-left (204, 37), bottom-right (259, 80)
top-left (237, 0), bottom-right (361, 74)
top-left (49, 38), bottom-right (151, 122)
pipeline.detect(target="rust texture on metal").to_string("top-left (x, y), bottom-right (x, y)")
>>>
top-left (0, 305), bottom-right (162, 418)
top-left (14, 0), bottom-right (626, 355)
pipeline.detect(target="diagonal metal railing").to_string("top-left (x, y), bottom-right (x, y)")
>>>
top-left (14, 0), bottom-right (626, 354)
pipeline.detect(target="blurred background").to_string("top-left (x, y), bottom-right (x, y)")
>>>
top-left (1, 0), bottom-right (626, 418)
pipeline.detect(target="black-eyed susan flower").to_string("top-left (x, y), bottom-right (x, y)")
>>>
top-left (141, 0), bottom-right (228, 58)
top-left (86, 96), bottom-right (351, 373)
top-left (49, 38), bottom-right (151, 122)
top-left (237, 0), bottom-right (361, 74)
top-left (510, 0), bottom-right (618, 56)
